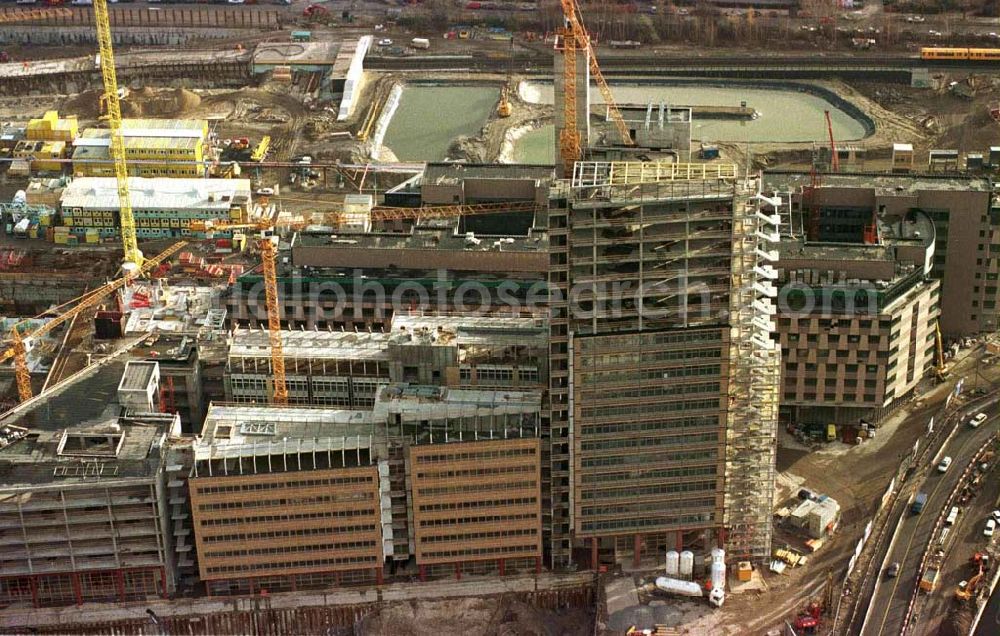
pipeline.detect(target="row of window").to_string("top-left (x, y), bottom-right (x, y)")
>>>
top-left (581, 480), bottom-right (717, 500)
top-left (581, 432), bottom-right (719, 453)
top-left (581, 449), bottom-right (716, 469)
top-left (581, 382), bottom-right (721, 403)
top-left (582, 398), bottom-right (719, 420)
top-left (194, 475), bottom-right (373, 496)
top-left (581, 497), bottom-right (715, 518)
top-left (205, 540), bottom-right (377, 559)
top-left (199, 509), bottom-right (373, 527)
top-left (577, 330), bottom-right (721, 352)
top-left (420, 528), bottom-right (537, 544)
top-left (578, 347), bottom-right (721, 370)
top-left (580, 364), bottom-right (720, 385)
top-left (197, 494), bottom-right (374, 512)
top-left (205, 554), bottom-right (375, 575)
top-left (414, 447), bottom-right (536, 465)
top-left (422, 543), bottom-right (538, 560)
top-left (418, 497), bottom-right (537, 513)
top-left (203, 524), bottom-right (376, 544)
top-left (416, 480), bottom-right (537, 497)
top-left (416, 464), bottom-right (535, 480)
top-left (581, 416), bottom-right (719, 436)
top-left (580, 465), bottom-right (717, 485)
top-left (581, 513), bottom-right (711, 533)
top-left (418, 512), bottom-right (538, 528)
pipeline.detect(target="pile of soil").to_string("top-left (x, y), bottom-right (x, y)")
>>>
top-left (125, 87), bottom-right (201, 117)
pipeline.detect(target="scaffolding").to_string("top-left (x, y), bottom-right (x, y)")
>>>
top-left (724, 177), bottom-right (782, 564)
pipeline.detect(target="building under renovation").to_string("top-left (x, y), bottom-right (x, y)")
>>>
top-left (189, 385), bottom-right (543, 594)
top-left (547, 161), bottom-right (781, 567)
top-left (224, 314), bottom-right (548, 405)
top-left (0, 360), bottom-right (181, 608)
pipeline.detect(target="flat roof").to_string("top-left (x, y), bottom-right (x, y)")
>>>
top-left (119, 360), bottom-right (156, 392)
top-left (293, 225), bottom-right (548, 254)
top-left (0, 418), bottom-right (169, 488)
top-left (763, 171), bottom-right (992, 195)
top-left (61, 177), bottom-right (252, 211)
top-left (372, 384), bottom-right (542, 418)
top-left (0, 362), bottom-right (128, 433)
top-left (229, 328), bottom-right (393, 361)
top-left (422, 162), bottom-right (554, 185)
top-left (200, 404), bottom-right (376, 446)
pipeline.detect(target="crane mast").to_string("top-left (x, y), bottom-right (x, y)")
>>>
top-left (93, 0), bottom-right (142, 272)
top-left (556, 0), bottom-right (633, 177)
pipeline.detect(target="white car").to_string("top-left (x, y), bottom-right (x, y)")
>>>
top-left (71, 0), bottom-right (93, 5)
top-left (255, 187), bottom-right (275, 196)
top-left (228, 0), bottom-right (246, 4)
top-left (986, 519), bottom-right (996, 537)
top-left (970, 412), bottom-right (988, 428)
top-left (991, 509), bottom-right (1000, 523)
top-left (938, 456), bottom-right (953, 473)
top-left (378, 38), bottom-right (393, 47)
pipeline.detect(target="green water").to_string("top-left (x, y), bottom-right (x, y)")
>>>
top-left (382, 85), bottom-right (500, 161)
top-left (514, 125), bottom-right (555, 165)
top-left (514, 82), bottom-right (870, 163)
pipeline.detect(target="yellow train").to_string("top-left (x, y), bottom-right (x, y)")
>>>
top-left (920, 47), bottom-right (1000, 60)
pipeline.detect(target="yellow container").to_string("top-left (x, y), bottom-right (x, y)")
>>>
top-left (63, 218), bottom-right (73, 227)
top-left (54, 233), bottom-right (68, 245)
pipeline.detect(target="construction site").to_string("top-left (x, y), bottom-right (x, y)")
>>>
top-left (4, 0), bottom-right (1000, 635)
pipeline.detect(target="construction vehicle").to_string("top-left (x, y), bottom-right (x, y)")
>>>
top-left (793, 601), bottom-right (823, 634)
top-left (0, 242), bottom-right (184, 403)
top-left (935, 321), bottom-right (949, 382)
top-left (250, 136), bottom-right (271, 162)
top-left (92, 0), bottom-right (142, 273)
top-left (302, 5), bottom-right (328, 20)
top-left (920, 563), bottom-right (941, 592)
top-left (554, 0), bottom-right (633, 176)
top-left (496, 37), bottom-right (513, 118)
top-left (189, 218), bottom-right (287, 404)
top-left (955, 562), bottom-right (986, 602)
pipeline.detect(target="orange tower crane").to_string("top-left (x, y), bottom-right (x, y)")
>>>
top-left (555, 0), bottom-right (633, 177)
top-left (191, 218), bottom-right (288, 404)
top-left (824, 110), bottom-right (839, 173)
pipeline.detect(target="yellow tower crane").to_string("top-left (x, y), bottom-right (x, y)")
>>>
top-left (0, 242), bottom-right (185, 403)
top-left (556, 0), bottom-right (633, 177)
top-left (93, 0), bottom-right (142, 273)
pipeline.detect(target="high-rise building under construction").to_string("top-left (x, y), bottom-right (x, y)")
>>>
top-left (546, 162), bottom-right (781, 568)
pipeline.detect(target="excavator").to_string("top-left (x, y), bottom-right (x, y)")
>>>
top-left (955, 561), bottom-right (986, 602)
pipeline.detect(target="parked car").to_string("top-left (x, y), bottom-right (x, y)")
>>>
top-left (255, 187), bottom-right (274, 196)
top-left (991, 509), bottom-right (1000, 523)
top-left (938, 456), bottom-right (953, 473)
top-left (946, 506), bottom-right (959, 525)
top-left (886, 562), bottom-right (901, 578)
top-left (986, 519), bottom-right (996, 537)
top-left (970, 412), bottom-right (988, 428)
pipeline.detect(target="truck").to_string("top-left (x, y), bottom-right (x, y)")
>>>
top-left (411, 38), bottom-right (430, 50)
top-left (920, 566), bottom-right (940, 592)
top-left (911, 492), bottom-right (928, 515)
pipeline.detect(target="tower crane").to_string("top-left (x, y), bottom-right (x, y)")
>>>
top-left (824, 110), bottom-right (839, 173)
top-left (555, 0), bottom-right (633, 177)
top-left (93, 0), bottom-right (142, 273)
top-left (190, 218), bottom-right (288, 405)
top-left (0, 242), bottom-right (185, 403)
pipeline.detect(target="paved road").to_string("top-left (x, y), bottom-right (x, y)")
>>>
top-left (860, 402), bottom-right (1000, 636)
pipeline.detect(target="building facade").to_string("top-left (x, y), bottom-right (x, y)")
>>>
top-left (72, 118), bottom-right (208, 178)
top-left (59, 177), bottom-right (254, 240)
top-left (765, 172), bottom-right (995, 337)
top-left (774, 209), bottom-right (941, 425)
top-left (548, 162), bottom-right (780, 568)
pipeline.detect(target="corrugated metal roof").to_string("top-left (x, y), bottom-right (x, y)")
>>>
top-left (61, 177), bottom-right (252, 211)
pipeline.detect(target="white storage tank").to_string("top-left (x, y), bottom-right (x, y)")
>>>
top-left (680, 550), bottom-right (695, 578)
top-left (711, 560), bottom-right (727, 591)
top-left (711, 548), bottom-right (726, 566)
top-left (665, 550), bottom-right (680, 576)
